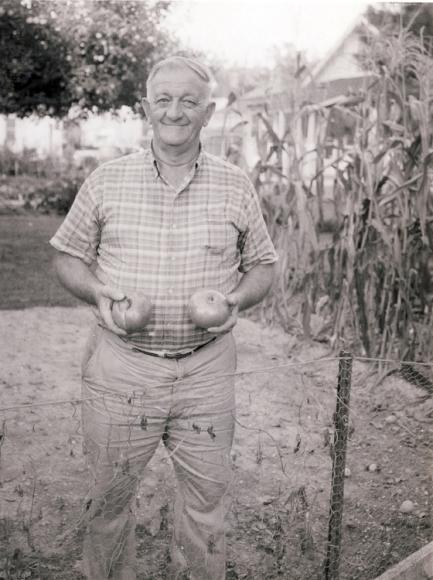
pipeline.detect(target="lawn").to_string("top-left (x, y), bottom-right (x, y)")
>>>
top-left (0, 214), bottom-right (80, 309)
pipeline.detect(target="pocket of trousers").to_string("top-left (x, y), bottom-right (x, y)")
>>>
top-left (81, 324), bottom-right (105, 378)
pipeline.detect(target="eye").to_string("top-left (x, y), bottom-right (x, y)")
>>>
top-left (183, 99), bottom-right (198, 108)
top-left (156, 97), bottom-right (170, 105)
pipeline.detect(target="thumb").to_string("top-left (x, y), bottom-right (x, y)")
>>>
top-left (101, 285), bottom-right (126, 302)
top-left (226, 292), bottom-right (241, 309)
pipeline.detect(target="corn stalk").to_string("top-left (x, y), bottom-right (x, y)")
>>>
top-left (240, 28), bottom-right (433, 362)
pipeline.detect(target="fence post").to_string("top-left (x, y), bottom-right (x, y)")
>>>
top-left (324, 350), bottom-right (353, 580)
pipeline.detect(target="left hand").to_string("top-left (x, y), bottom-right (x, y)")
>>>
top-left (207, 293), bottom-right (240, 335)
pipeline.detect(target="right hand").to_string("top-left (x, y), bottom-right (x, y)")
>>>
top-left (93, 285), bottom-right (127, 336)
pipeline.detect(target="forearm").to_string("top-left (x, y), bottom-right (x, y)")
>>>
top-left (231, 262), bottom-right (277, 311)
top-left (53, 251), bottom-right (103, 306)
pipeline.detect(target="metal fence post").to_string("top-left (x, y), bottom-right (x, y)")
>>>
top-left (324, 350), bottom-right (353, 580)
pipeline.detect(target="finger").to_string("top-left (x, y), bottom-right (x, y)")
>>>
top-left (102, 286), bottom-right (126, 302)
top-left (207, 314), bottom-right (237, 334)
top-left (99, 297), bottom-right (127, 336)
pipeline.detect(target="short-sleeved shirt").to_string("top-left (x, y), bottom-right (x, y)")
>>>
top-left (50, 147), bottom-right (278, 352)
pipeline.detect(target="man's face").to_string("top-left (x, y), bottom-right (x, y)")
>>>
top-left (142, 66), bottom-right (215, 152)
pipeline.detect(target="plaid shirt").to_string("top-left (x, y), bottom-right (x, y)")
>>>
top-left (50, 147), bottom-right (278, 352)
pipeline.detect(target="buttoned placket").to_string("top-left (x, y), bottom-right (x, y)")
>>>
top-left (158, 164), bottom-right (198, 346)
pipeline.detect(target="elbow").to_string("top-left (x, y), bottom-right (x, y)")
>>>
top-left (52, 250), bottom-right (76, 285)
top-left (52, 250), bottom-right (66, 279)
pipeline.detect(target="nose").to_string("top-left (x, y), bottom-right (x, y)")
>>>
top-left (166, 99), bottom-right (183, 120)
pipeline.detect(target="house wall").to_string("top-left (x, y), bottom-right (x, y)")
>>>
top-left (79, 110), bottom-right (145, 151)
top-left (0, 108), bottom-right (146, 160)
top-left (314, 34), bottom-right (367, 84)
top-left (0, 115), bottom-right (64, 157)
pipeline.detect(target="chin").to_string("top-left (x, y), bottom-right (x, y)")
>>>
top-left (158, 128), bottom-right (191, 145)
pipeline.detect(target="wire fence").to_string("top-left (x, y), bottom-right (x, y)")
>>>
top-left (0, 349), bottom-right (432, 580)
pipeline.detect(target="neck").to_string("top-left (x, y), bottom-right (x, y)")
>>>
top-left (152, 142), bottom-right (200, 167)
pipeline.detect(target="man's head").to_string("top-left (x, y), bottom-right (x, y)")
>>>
top-left (142, 56), bottom-right (216, 154)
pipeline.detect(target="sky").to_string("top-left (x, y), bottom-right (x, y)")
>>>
top-left (164, 0), bottom-right (376, 67)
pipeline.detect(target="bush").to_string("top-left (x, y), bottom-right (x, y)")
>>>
top-left (23, 170), bottom-right (85, 214)
top-left (0, 147), bottom-right (64, 177)
top-left (0, 148), bottom-right (98, 214)
top-left (0, 167), bottom-right (92, 215)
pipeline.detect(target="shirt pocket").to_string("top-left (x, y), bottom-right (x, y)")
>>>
top-left (205, 209), bottom-right (228, 256)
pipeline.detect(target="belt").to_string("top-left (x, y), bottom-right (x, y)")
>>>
top-left (131, 337), bottom-right (217, 359)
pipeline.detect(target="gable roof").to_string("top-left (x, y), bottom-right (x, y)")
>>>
top-left (303, 15), bottom-right (379, 87)
top-left (238, 13), bottom-right (378, 111)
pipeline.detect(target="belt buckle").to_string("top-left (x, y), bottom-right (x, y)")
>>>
top-left (164, 351), bottom-right (191, 360)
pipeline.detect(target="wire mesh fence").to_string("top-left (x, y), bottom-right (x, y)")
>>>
top-left (0, 315), bottom-right (432, 580)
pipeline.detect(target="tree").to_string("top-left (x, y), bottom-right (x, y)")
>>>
top-left (0, 0), bottom-right (176, 117)
top-left (0, 0), bottom-right (73, 116)
top-left (55, 0), bottom-right (176, 113)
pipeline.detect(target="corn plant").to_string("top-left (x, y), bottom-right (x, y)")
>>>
top-left (239, 28), bottom-right (433, 365)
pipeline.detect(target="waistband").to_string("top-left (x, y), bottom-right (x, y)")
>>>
top-left (127, 336), bottom-right (218, 360)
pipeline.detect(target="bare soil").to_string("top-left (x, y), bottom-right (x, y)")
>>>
top-left (0, 306), bottom-right (431, 579)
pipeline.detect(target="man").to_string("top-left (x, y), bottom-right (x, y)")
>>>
top-left (51, 56), bottom-right (278, 580)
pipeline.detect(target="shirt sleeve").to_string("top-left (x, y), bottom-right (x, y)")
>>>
top-left (49, 172), bottom-right (101, 265)
top-left (238, 175), bottom-right (278, 273)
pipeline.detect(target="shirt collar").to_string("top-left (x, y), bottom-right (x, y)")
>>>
top-left (147, 142), bottom-right (204, 179)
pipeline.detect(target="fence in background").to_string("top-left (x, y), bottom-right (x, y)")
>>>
top-left (0, 352), bottom-right (431, 580)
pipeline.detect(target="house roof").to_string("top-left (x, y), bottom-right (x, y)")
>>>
top-left (304, 15), bottom-right (379, 86)
top-left (239, 13), bottom-right (378, 110)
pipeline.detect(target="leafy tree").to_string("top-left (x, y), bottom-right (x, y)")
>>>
top-left (55, 0), bottom-right (176, 113)
top-left (0, 0), bottom-right (73, 116)
top-left (0, 0), bottom-right (176, 117)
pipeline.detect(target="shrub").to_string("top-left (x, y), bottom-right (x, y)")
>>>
top-left (0, 148), bottom-right (98, 214)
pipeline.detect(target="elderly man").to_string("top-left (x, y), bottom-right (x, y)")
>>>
top-left (51, 56), bottom-right (277, 580)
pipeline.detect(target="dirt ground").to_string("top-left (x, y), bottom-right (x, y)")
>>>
top-left (0, 306), bottom-right (431, 579)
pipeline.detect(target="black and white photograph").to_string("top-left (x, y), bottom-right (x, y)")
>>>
top-left (0, 1), bottom-right (432, 578)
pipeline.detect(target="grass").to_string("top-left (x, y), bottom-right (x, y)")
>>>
top-left (0, 214), bottom-right (80, 309)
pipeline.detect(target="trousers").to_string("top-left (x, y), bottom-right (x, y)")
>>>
top-left (80, 325), bottom-right (237, 580)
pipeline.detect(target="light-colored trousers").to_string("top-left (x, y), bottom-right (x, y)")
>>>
top-left (80, 326), bottom-right (236, 580)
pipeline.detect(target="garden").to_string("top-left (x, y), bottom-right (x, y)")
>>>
top-left (1, 2), bottom-right (433, 579)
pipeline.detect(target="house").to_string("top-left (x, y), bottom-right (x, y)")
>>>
top-left (0, 98), bottom-right (246, 169)
top-left (236, 15), bottom-right (379, 211)
top-left (0, 106), bottom-right (146, 166)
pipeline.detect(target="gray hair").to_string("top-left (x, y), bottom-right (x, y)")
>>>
top-left (146, 56), bottom-right (215, 100)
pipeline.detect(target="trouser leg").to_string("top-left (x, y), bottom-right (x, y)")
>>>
top-left (80, 327), bottom-right (172, 580)
top-left (165, 333), bottom-right (237, 580)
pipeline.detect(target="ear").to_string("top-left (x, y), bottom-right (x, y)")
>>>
top-left (203, 101), bottom-right (216, 127)
top-left (141, 97), bottom-right (151, 121)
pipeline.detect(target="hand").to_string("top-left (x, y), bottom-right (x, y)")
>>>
top-left (93, 285), bottom-right (128, 336)
top-left (207, 293), bottom-right (240, 335)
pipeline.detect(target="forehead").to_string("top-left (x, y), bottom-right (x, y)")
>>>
top-left (148, 66), bottom-right (209, 98)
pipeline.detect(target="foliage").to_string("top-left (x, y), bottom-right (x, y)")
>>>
top-left (0, 0), bottom-right (176, 117)
top-left (366, 3), bottom-right (433, 48)
top-left (0, 0), bottom-right (73, 117)
top-left (53, 0), bottom-right (175, 114)
top-left (0, 149), bottom-right (97, 214)
top-left (240, 24), bottom-right (433, 364)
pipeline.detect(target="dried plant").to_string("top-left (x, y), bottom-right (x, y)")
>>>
top-left (236, 27), bottom-right (433, 365)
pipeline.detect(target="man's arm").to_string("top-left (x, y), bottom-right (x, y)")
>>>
top-left (207, 262), bottom-right (277, 334)
top-left (53, 251), bottom-right (127, 335)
